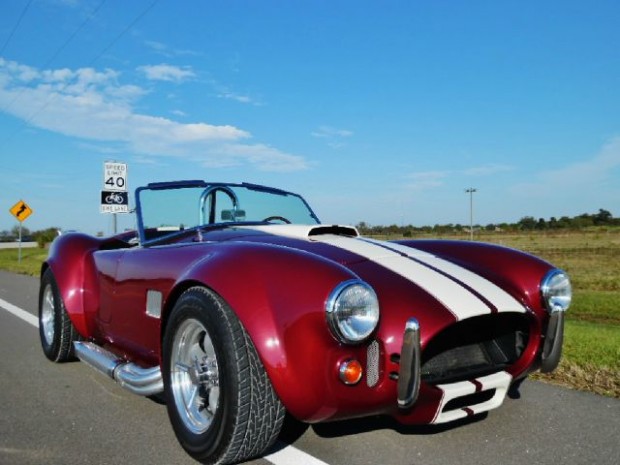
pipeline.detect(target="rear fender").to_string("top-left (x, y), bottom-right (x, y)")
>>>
top-left (42, 233), bottom-right (103, 338)
top-left (167, 243), bottom-right (359, 421)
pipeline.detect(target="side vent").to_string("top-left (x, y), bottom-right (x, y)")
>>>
top-left (146, 290), bottom-right (162, 319)
top-left (366, 340), bottom-right (380, 387)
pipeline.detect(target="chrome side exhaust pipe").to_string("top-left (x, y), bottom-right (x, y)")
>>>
top-left (74, 341), bottom-right (163, 396)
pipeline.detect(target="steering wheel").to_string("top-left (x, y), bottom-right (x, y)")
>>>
top-left (262, 215), bottom-right (291, 224)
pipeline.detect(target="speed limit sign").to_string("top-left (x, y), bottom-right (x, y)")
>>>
top-left (103, 162), bottom-right (128, 192)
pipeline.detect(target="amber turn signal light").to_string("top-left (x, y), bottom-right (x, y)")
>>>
top-left (339, 359), bottom-right (363, 385)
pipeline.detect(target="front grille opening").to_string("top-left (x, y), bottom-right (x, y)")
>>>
top-left (422, 313), bottom-right (529, 384)
top-left (443, 389), bottom-right (496, 412)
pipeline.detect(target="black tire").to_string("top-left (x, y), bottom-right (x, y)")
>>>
top-left (162, 286), bottom-right (285, 465)
top-left (39, 268), bottom-right (80, 362)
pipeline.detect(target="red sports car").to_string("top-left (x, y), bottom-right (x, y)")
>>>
top-left (39, 180), bottom-right (571, 464)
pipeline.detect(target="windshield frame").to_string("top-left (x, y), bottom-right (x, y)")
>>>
top-left (134, 180), bottom-right (321, 246)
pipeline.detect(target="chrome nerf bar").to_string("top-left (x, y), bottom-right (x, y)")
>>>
top-left (540, 310), bottom-right (565, 373)
top-left (397, 318), bottom-right (421, 408)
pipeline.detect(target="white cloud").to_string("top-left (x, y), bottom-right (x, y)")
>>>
top-left (404, 170), bottom-right (450, 190)
top-left (209, 78), bottom-right (261, 106)
top-left (511, 137), bottom-right (620, 197)
top-left (56, 0), bottom-right (80, 7)
top-left (131, 155), bottom-right (166, 166)
top-left (311, 125), bottom-right (353, 138)
top-left (311, 125), bottom-right (353, 149)
top-left (0, 58), bottom-right (308, 171)
top-left (76, 142), bottom-right (123, 154)
top-left (144, 40), bottom-right (169, 55)
top-left (195, 143), bottom-right (309, 172)
top-left (463, 163), bottom-right (514, 176)
top-left (403, 163), bottom-right (515, 192)
top-left (218, 91), bottom-right (253, 104)
top-left (143, 40), bottom-right (201, 58)
top-left (138, 63), bottom-right (195, 82)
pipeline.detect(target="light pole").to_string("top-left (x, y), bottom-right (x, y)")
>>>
top-left (465, 188), bottom-right (477, 240)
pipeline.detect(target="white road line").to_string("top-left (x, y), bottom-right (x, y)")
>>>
top-left (0, 296), bottom-right (331, 465)
top-left (264, 441), bottom-right (331, 465)
top-left (0, 297), bottom-right (38, 327)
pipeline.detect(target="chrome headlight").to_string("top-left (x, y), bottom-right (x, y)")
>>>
top-left (541, 269), bottom-right (572, 313)
top-left (326, 280), bottom-right (380, 344)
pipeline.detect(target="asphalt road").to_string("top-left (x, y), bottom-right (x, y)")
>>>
top-left (1, 270), bottom-right (619, 465)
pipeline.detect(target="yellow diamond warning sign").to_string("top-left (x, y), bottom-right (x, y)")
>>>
top-left (10, 200), bottom-right (33, 222)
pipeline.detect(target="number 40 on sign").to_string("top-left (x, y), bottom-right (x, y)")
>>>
top-left (104, 162), bottom-right (127, 192)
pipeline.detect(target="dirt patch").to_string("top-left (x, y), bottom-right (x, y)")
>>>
top-left (532, 362), bottom-right (620, 398)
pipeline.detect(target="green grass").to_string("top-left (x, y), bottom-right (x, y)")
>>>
top-left (534, 320), bottom-right (620, 397)
top-left (563, 320), bottom-right (620, 369)
top-left (0, 247), bottom-right (46, 276)
top-left (569, 291), bottom-right (620, 325)
top-left (1, 230), bottom-right (619, 397)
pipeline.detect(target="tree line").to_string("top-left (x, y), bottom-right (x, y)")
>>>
top-left (0, 226), bottom-right (60, 247)
top-left (1, 208), bottom-right (617, 246)
top-left (355, 208), bottom-right (618, 236)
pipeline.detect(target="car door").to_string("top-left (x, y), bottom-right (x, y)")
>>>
top-left (96, 243), bottom-right (203, 365)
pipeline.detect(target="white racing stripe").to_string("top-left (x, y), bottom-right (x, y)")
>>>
top-left (368, 239), bottom-right (526, 314)
top-left (241, 225), bottom-right (523, 317)
top-left (432, 371), bottom-right (513, 424)
top-left (0, 297), bottom-right (331, 465)
top-left (244, 224), bottom-right (525, 317)
top-left (316, 236), bottom-right (526, 320)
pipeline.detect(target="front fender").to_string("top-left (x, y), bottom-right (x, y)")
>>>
top-left (173, 243), bottom-right (361, 421)
top-left (396, 239), bottom-right (555, 377)
top-left (396, 240), bottom-right (554, 315)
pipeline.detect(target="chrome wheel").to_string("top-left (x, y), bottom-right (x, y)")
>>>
top-left (41, 284), bottom-right (56, 346)
top-left (170, 318), bottom-right (220, 435)
top-left (39, 269), bottom-right (79, 362)
top-left (163, 287), bottom-right (285, 464)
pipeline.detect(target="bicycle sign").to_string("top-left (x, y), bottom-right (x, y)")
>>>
top-left (100, 190), bottom-right (129, 213)
top-left (103, 162), bottom-right (127, 192)
top-left (101, 161), bottom-right (128, 214)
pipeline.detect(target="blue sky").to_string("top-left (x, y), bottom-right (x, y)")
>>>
top-left (1, 0), bottom-right (619, 235)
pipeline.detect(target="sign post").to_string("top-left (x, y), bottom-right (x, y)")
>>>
top-left (9, 200), bottom-right (33, 263)
top-left (101, 162), bottom-right (128, 233)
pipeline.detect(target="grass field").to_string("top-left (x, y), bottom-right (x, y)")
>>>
top-left (425, 228), bottom-right (620, 397)
top-left (1, 228), bottom-right (618, 397)
top-left (0, 246), bottom-right (47, 276)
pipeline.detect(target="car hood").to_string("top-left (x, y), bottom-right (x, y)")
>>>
top-left (214, 224), bottom-right (528, 325)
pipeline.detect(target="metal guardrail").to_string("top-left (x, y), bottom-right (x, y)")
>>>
top-left (0, 242), bottom-right (38, 249)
